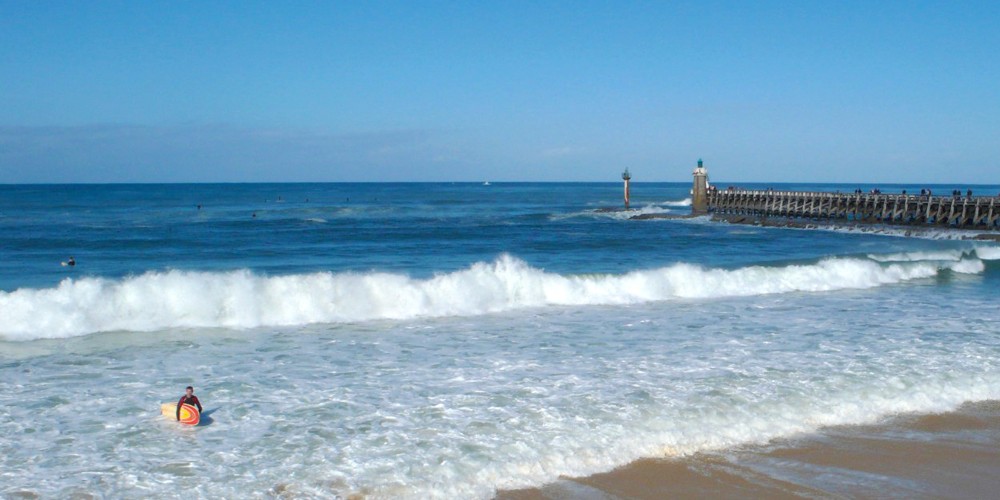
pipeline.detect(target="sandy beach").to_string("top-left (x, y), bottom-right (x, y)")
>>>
top-left (498, 400), bottom-right (1000, 499)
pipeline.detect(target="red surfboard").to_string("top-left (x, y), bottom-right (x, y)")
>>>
top-left (161, 403), bottom-right (201, 425)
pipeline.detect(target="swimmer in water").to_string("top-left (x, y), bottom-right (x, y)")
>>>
top-left (65, 256), bottom-right (75, 267)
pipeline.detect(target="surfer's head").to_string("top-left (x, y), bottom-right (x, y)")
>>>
top-left (185, 386), bottom-right (193, 396)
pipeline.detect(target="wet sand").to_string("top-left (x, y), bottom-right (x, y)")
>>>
top-left (498, 400), bottom-right (1000, 499)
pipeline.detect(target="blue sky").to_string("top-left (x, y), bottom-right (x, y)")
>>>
top-left (1, 1), bottom-right (998, 183)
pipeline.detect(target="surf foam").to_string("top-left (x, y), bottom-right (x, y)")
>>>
top-left (975, 246), bottom-right (1000, 260)
top-left (867, 249), bottom-right (968, 262)
top-left (866, 247), bottom-right (999, 264)
top-left (0, 254), bottom-right (982, 341)
top-left (663, 198), bottom-right (692, 207)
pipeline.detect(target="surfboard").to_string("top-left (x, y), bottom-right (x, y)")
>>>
top-left (161, 402), bottom-right (200, 425)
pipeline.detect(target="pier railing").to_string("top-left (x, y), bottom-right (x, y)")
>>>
top-left (706, 189), bottom-right (1000, 229)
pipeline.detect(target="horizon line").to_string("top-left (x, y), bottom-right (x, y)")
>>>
top-left (2, 180), bottom-right (998, 187)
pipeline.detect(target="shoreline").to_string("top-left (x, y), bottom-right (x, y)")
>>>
top-left (497, 400), bottom-right (1000, 499)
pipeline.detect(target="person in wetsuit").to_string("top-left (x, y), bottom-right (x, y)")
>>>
top-left (177, 386), bottom-right (203, 420)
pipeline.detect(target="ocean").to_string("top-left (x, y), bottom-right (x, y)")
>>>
top-left (1, 182), bottom-right (999, 498)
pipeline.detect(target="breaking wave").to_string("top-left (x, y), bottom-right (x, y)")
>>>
top-left (0, 254), bottom-right (984, 341)
top-left (867, 247), bottom-right (1000, 263)
top-left (663, 197), bottom-right (692, 207)
top-left (975, 245), bottom-right (1000, 260)
top-left (552, 199), bottom-right (692, 221)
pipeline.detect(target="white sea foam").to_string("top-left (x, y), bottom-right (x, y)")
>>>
top-left (663, 197), bottom-right (692, 207)
top-left (949, 258), bottom-right (986, 274)
top-left (612, 204), bottom-right (673, 219)
top-left (551, 204), bottom-right (673, 221)
top-left (554, 199), bottom-right (690, 221)
top-left (3, 298), bottom-right (998, 499)
top-left (0, 254), bottom-right (981, 341)
top-left (703, 214), bottom-right (999, 241)
top-left (975, 246), bottom-right (1000, 260)
top-left (2, 264), bottom-right (999, 499)
top-left (866, 247), bottom-right (1000, 264)
top-left (805, 223), bottom-right (995, 241)
top-left (867, 249), bottom-right (969, 262)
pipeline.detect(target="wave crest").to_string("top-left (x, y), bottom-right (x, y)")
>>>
top-left (0, 254), bottom-right (982, 340)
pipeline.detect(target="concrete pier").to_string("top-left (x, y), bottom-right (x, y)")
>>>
top-left (706, 189), bottom-right (1000, 229)
top-left (627, 161), bottom-right (997, 234)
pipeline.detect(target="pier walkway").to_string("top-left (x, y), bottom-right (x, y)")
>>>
top-left (706, 189), bottom-right (1000, 229)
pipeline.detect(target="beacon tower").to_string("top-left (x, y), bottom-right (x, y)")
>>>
top-left (692, 159), bottom-right (709, 215)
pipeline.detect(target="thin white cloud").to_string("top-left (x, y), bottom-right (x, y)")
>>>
top-left (540, 146), bottom-right (586, 158)
top-left (0, 124), bottom-right (467, 183)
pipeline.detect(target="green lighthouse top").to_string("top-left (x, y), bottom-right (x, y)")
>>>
top-left (697, 159), bottom-right (703, 168)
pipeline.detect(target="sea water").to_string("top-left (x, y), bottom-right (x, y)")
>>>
top-left (1, 182), bottom-right (999, 498)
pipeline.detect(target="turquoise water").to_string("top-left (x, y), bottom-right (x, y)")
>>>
top-left (1, 182), bottom-right (999, 498)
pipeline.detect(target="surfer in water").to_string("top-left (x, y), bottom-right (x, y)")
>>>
top-left (62, 256), bottom-right (75, 267)
top-left (177, 386), bottom-right (203, 421)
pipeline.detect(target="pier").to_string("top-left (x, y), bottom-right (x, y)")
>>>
top-left (690, 161), bottom-right (999, 230)
top-left (706, 189), bottom-right (1000, 229)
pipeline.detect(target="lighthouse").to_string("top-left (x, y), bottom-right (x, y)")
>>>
top-left (692, 159), bottom-right (709, 215)
top-left (622, 168), bottom-right (632, 210)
